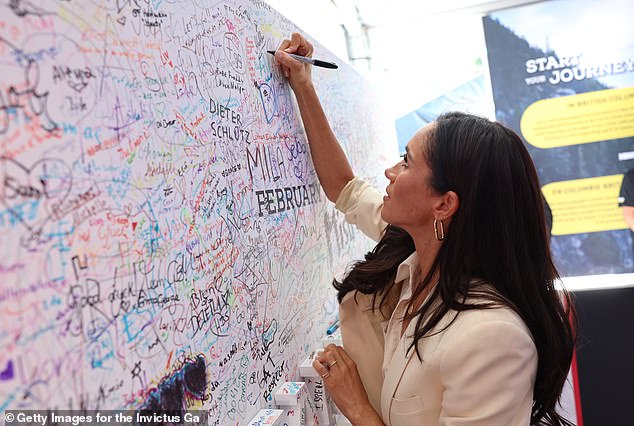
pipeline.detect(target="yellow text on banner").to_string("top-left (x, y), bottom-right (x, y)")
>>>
top-left (542, 174), bottom-right (627, 235)
top-left (521, 87), bottom-right (634, 148)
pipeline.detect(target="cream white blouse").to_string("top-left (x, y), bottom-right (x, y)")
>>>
top-left (335, 177), bottom-right (538, 426)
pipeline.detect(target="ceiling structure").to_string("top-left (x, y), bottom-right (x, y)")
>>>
top-left (265, 0), bottom-right (552, 118)
top-left (341, 0), bottom-right (550, 28)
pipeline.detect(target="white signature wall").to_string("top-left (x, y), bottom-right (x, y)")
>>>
top-left (0, 0), bottom-right (396, 424)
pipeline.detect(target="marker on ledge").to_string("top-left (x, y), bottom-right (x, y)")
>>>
top-left (326, 319), bottom-right (339, 335)
top-left (267, 50), bottom-right (338, 69)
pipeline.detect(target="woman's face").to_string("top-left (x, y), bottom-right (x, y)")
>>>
top-left (381, 124), bottom-right (443, 234)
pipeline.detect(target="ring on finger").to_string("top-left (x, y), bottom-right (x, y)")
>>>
top-left (329, 360), bottom-right (338, 367)
top-left (321, 371), bottom-right (330, 379)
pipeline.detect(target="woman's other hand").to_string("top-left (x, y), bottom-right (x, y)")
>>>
top-left (313, 344), bottom-right (384, 425)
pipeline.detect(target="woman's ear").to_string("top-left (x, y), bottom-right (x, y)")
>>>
top-left (433, 190), bottom-right (459, 220)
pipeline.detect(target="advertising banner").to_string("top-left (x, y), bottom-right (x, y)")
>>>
top-left (483, 0), bottom-right (634, 276)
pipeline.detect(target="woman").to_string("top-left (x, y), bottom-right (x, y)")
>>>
top-left (273, 33), bottom-right (576, 426)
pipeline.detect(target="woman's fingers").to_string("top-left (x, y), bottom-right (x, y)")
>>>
top-left (275, 38), bottom-right (292, 77)
top-left (274, 50), bottom-right (303, 73)
top-left (317, 346), bottom-right (342, 364)
top-left (273, 33), bottom-right (314, 88)
top-left (289, 33), bottom-right (302, 54)
top-left (333, 345), bottom-right (355, 367)
top-left (312, 358), bottom-right (330, 379)
top-left (314, 345), bottom-right (344, 373)
top-left (288, 32), bottom-right (313, 57)
top-left (313, 345), bottom-right (373, 421)
top-left (278, 38), bottom-right (291, 51)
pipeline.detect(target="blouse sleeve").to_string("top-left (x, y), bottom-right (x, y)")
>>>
top-left (438, 320), bottom-right (538, 425)
top-left (334, 177), bottom-right (388, 243)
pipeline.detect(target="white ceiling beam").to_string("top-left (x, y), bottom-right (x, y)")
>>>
top-left (356, 0), bottom-right (552, 28)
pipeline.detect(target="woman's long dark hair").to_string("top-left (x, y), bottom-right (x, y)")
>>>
top-left (334, 112), bottom-right (577, 425)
